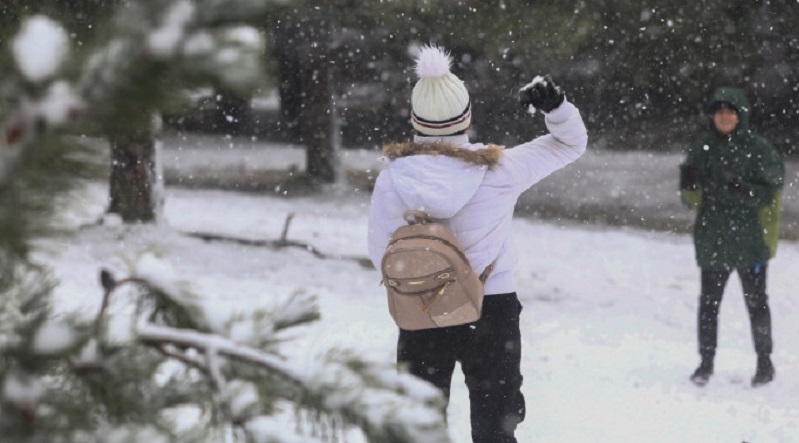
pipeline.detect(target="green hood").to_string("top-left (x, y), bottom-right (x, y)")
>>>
top-left (708, 87), bottom-right (751, 132)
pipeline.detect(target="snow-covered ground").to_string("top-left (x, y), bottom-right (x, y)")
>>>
top-left (38, 181), bottom-right (799, 442)
top-left (156, 133), bottom-right (799, 239)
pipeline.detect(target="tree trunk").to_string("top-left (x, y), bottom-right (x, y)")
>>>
top-left (275, 23), bottom-right (303, 140)
top-left (274, 14), bottom-right (338, 184)
top-left (301, 62), bottom-right (337, 183)
top-left (212, 89), bottom-right (252, 136)
top-left (108, 126), bottom-right (162, 223)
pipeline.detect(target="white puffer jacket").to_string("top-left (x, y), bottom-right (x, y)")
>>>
top-left (368, 100), bottom-right (588, 296)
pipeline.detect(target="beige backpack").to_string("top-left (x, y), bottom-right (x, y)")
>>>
top-left (381, 210), bottom-right (494, 330)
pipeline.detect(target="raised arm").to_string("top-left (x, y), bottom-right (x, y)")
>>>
top-left (495, 75), bottom-right (588, 190)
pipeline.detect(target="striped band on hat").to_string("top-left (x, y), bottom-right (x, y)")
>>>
top-left (411, 101), bottom-right (471, 132)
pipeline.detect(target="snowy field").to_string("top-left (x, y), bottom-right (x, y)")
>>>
top-left (158, 133), bottom-right (799, 239)
top-left (38, 179), bottom-right (799, 442)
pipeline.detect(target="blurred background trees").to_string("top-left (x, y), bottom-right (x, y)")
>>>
top-left (4, 0), bottom-right (797, 191)
top-left (222, 0), bottom-right (799, 167)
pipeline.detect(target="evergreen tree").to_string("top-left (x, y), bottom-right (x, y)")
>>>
top-left (0, 1), bottom-right (451, 441)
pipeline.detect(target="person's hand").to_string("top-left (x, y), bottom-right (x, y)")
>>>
top-left (680, 164), bottom-right (700, 190)
top-left (726, 176), bottom-right (751, 197)
top-left (518, 75), bottom-right (565, 114)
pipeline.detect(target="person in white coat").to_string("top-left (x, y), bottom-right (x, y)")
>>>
top-left (368, 45), bottom-right (588, 443)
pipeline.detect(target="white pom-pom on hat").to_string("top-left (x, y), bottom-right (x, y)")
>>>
top-left (411, 44), bottom-right (471, 136)
top-left (414, 45), bottom-right (452, 78)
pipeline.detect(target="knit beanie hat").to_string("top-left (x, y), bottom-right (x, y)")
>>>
top-left (411, 45), bottom-right (471, 136)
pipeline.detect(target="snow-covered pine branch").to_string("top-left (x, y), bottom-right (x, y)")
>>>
top-left (0, 250), bottom-right (451, 442)
top-left (113, 257), bottom-right (451, 442)
top-left (136, 325), bottom-right (450, 443)
top-left (0, 0), bottom-right (277, 259)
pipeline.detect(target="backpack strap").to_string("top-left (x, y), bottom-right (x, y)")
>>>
top-left (479, 260), bottom-right (496, 284)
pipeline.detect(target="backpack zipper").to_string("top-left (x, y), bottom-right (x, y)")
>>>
top-left (387, 235), bottom-right (471, 265)
top-left (420, 281), bottom-right (452, 312)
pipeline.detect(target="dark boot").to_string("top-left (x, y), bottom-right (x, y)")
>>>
top-left (690, 358), bottom-right (714, 386)
top-left (751, 355), bottom-right (775, 387)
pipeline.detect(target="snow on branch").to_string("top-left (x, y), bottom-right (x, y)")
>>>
top-left (137, 324), bottom-right (305, 387)
top-left (147, 1), bottom-right (196, 56)
top-left (137, 324), bottom-right (451, 443)
top-left (0, 264), bottom-right (56, 351)
top-left (88, 257), bottom-right (448, 442)
top-left (12, 15), bottom-right (69, 83)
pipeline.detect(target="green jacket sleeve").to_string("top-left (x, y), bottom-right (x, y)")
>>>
top-left (680, 143), bottom-right (704, 211)
top-left (760, 189), bottom-right (782, 258)
top-left (681, 188), bottom-right (702, 210)
top-left (751, 138), bottom-right (784, 258)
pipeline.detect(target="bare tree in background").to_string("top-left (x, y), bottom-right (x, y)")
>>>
top-left (108, 120), bottom-right (163, 222)
top-left (274, 11), bottom-right (339, 184)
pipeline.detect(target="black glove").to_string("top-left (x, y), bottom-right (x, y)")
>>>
top-left (726, 176), bottom-right (751, 197)
top-left (679, 164), bottom-right (700, 190)
top-left (518, 74), bottom-right (565, 113)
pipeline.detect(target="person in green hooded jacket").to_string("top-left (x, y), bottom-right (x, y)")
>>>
top-left (680, 87), bottom-right (784, 387)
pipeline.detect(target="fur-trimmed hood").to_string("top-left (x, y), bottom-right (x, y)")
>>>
top-left (382, 142), bottom-right (503, 166)
top-left (380, 137), bottom-right (504, 218)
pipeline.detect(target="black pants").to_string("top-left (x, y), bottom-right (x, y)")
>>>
top-left (698, 265), bottom-right (773, 359)
top-left (397, 293), bottom-right (525, 443)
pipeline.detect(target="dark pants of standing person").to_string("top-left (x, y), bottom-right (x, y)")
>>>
top-left (698, 265), bottom-right (773, 359)
top-left (397, 292), bottom-right (525, 443)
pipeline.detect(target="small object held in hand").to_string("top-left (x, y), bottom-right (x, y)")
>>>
top-left (726, 176), bottom-right (751, 197)
top-left (518, 74), bottom-right (565, 114)
top-left (680, 163), bottom-right (700, 190)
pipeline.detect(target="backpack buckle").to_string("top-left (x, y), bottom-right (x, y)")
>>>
top-left (404, 210), bottom-right (431, 225)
